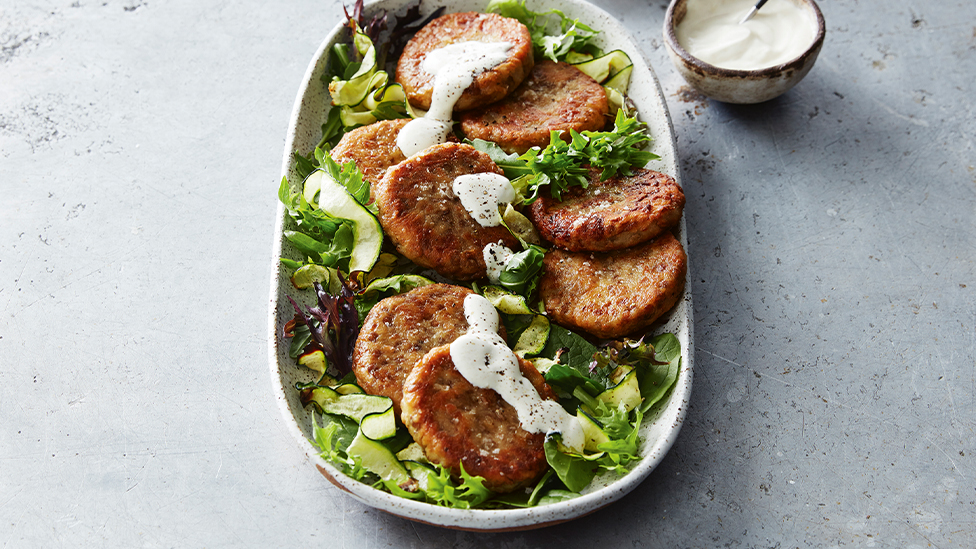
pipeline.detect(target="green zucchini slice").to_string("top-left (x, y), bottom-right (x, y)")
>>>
top-left (302, 170), bottom-right (382, 273)
top-left (514, 315), bottom-right (550, 358)
top-left (572, 50), bottom-right (632, 87)
top-left (597, 365), bottom-right (642, 412)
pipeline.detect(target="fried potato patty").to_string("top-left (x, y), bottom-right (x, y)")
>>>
top-left (400, 344), bottom-right (558, 493)
top-left (330, 118), bottom-right (410, 185)
top-left (352, 284), bottom-right (505, 417)
top-left (396, 12), bottom-right (534, 112)
top-left (539, 232), bottom-right (687, 339)
top-left (528, 168), bottom-right (685, 252)
top-left (460, 60), bottom-right (610, 154)
top-left (374, 142), bottom-right (520, 281)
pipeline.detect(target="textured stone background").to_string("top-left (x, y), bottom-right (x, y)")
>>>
top-left (1, 0), bottom-right (973, 547)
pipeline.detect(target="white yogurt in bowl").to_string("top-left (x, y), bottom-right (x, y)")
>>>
top-left (663, 0), bottom-right (826, 103)
top-left (675, 0), bottom-right (816, 70)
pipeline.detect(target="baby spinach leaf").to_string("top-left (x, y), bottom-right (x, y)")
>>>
top-left (543, 435), bottom-right (598, 492)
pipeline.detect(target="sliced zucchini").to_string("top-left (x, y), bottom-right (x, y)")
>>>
top-left (297, 352), bottom-right (341, 386)
top-left (359, 408), bottom-right (396, 441)
top-left (395, 442), bottom-right (427, 463)
top-left (603, 64), bottom-right (633, 93)
top-left (564, 51), bottom-right (594, 64)
top-left (514, 315), bottom-right (550, 358)
top-left (339, 107), bottom-right (382, 128)
top-left (361, 253), bottom-right (400, 285)
top-left (500, 204), bottom-right (542, 246)
top-left (303, 170), bottom-right (382, 273)
top-left (576, 408), bottom-right (610, 452)
top-left (301, 385), bottom-right (391, 424)
top-left (572, 50), bottom-right (632, 86)
top-left (604, 86), bottom-right (625, 115)
top-left (332, 45), bottom-right (410, 128)
top-left (597, 365), bottom-right (642, 412)
top-left (346, 429), bottom-right (410, 483)
top-left (361, 274), bottom-right (434, 298)
top-left (316, 371), bottom-right (339, 387)
top-left (302, 171), bottom-right (322, 207)
top-left (328, 33), bottom-right (386, 107)
top-left (360, 82), bottom-right (407, 114)
top-left (325, 394), bottom-right (390, 422)
top-left (403, 460), bottom-right (435, 492)
top-left (482, 285), bottom-right (533, 315)
top-left (290, 264), bottom-right (332, 290)
top-left (529, 356), bottom-right (560, 374)
top-left (297, 349), bottom-right (328, 374)
top-left (334, 383), bottom-right (364, 395)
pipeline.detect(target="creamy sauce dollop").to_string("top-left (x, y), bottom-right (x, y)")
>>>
top-left (396, 41), bottom-right (513, 157)
top-left (483, 242), bottom-right (514, 284)
top-left (675, 0), bottom-right (815, 70)
top-left (450, 294), bottom-right (585, 453)
top-left (452, 173), bottom-right (517, 228)
top-left (395, 118), bottom-right (454, 159)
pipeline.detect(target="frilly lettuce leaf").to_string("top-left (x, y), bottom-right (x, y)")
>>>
top-left (486, 0), bottom-right (601, 62)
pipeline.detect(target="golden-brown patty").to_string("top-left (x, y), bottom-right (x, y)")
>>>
top-left (528, 168), bottom-right (685, 252)
top-left (352, 284), bottom-right (505, 417)
top-left (330, 119), bottom-right (410, 186)
top-left (396, 12), bottom-right (534, 112)
top-left (400, 344), bottom-right (557, 493)
top-left (539, 233), bottom-right (687, 339)
top-left (460, 60), bottom-right (609, 154)
top-left (374, 142), bottom-right (520, 281)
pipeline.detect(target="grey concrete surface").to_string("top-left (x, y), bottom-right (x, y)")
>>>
top-left (1, 0), bottom-right (973, 547)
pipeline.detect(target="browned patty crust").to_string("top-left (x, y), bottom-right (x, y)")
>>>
top-left (330, 119), bottom-right (410, 186)
top-left (375, 142), bottom-right (520, 281)
top-left (396, 12), bottom-right (534, 112)
top-left (540, 232), bottom-right (687, 339)
top-left (352, 284), bottom-right (506, 417)
top-left (460, 60), bottom-right (610, 154)
top-left (400, 344), bottom-right (558, 493)
top-left (528, 168), bottom-right (685, 252)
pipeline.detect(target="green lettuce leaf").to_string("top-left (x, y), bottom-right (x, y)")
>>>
top-left (498, 245), bottom-right (545, 297)
top-left (486, 0), bottom-right (601, 62)
top-left (311, 413), bottom-right (368, 481)
top-left (540, 324), bottom-right (598, 372)
top-left (315, 147), bottom-right (373, 210)
top-left (422, 463), bottom-right (494, 509)
top-left (638, 333), bottom-right (682, 412)
top-left (543, 435), bottom-right (598, 492)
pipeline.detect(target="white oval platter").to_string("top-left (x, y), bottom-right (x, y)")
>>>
top-left (268, 0), bottom-right (693, 531)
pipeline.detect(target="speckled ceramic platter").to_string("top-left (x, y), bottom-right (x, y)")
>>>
top-left (268, 0), bottom-right (693, 531)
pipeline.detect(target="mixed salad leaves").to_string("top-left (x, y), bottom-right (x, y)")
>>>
top-left (278, 0), bottom-right (681, 509)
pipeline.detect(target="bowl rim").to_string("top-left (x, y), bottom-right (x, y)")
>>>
top-left (663, 0), bottom-right (825, 77)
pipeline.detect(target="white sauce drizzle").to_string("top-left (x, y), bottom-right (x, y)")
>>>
top-left (396, 41), bottom-right (513, 157)
top-left (453, 173), bottom-right (516, 228)
top-left (395, 119), bottom-right (453, 159)
top-left (451, 294), bottom-right (585, 453)
top-left (421, 41), bottom-right (513, 120)
top-left (675, 0), bottom-right (815, 70)
top-left (483, 242), bottom-right (514, 284)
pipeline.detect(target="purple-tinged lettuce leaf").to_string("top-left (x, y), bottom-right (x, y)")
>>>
top-left (287, 278), bottom-right (360, 376)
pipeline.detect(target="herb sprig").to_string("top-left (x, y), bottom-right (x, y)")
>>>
top-left (471, 109), bottom-right (660, 201)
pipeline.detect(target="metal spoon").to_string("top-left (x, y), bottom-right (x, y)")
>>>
top-left (739, 0), bottom-right (770, 24)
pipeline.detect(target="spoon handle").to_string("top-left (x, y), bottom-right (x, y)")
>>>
top-left (739, 0), bottom-right (771, 24)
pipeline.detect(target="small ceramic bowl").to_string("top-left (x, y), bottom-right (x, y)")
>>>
top-left (663, 0), bottom-right (825, 104)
